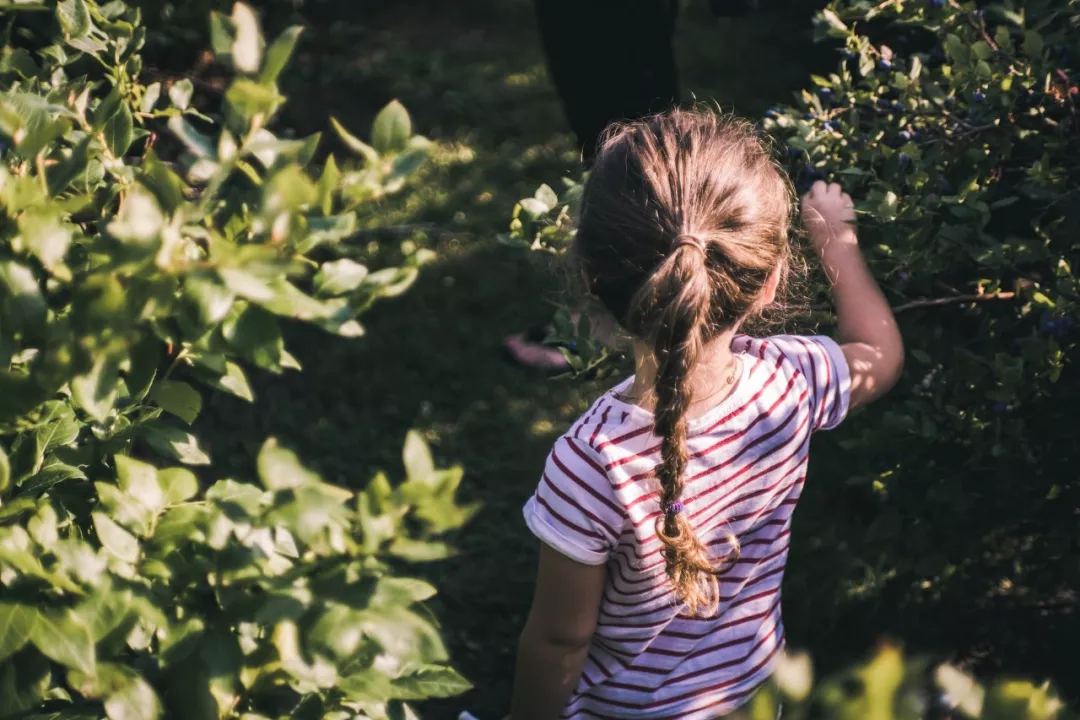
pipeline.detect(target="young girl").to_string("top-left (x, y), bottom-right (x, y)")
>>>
top-left (510, 110), bottom-right (903, 719)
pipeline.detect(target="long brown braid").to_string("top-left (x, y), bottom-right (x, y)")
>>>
top-left (573, 109), bottom-right (793, 616)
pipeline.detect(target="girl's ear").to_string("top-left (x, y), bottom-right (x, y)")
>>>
top-left (757, 265), bottom-right (783, 308)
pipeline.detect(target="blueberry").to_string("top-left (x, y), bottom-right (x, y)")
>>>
top-left (993, 402), bottom-right (1008, 414)
top-left (928, 0), bottom-right (944, 7)
top-left (878, 58), bottom-right (892, 70)
top-left (899, 152), bottom-right (912, 165)
top-left (914, 129), bottom-right (924, 140)
top-left (878, 97), bottom-right (891, 108)
top-left (845, 50), bottom-right (859, 60)
top-left (819, 87), bottom-right (833, 97)
top-left (822, 121), bottom-right (835, 132)
top-left (892, 101), bottom-right (904, 111)
top-left (931, 47), bottom-right (944, 59)
top-left (787, 145), bottom-right (802, 157)
top-left (900, 130), bottom-right (912, 141)
top-left (567, 341), bottom-right (578, 351)
top-left (973, 90), bottom-right (986, 103)
top-left (974, 8), bottom-right (985, 19)
top-left (897, 271), bottom-right (910, 281)
top-left (765, 106), bottom-right (780, 118)
top-left (938, 178), bottom-right (951, 192)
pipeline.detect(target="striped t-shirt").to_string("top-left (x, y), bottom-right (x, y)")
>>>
top-left (523, 334), bottom-right (851, 719)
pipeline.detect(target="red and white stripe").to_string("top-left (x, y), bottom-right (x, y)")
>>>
top-left (523, 335), bottom-right (851, 719)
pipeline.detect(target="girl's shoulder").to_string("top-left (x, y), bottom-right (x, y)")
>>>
top-left (735, 333), bottom-right (852, 432)
top-left (563, 387), bottom-right (643, 456)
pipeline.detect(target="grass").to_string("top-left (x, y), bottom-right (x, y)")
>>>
top-left (196, 0), bottom-right (1080, 715)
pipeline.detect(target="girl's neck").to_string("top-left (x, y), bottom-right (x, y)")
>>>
top-left (623, 329), bottom-right (740, 416)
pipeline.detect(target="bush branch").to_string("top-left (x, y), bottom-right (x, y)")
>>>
top-left (811, 291), bottom-right (1017, 314)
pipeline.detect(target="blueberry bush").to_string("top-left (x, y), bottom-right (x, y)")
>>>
top-left (0, 1), bottom-right (475, 718)
top-left (505, 0), bottom-right (1079, 715)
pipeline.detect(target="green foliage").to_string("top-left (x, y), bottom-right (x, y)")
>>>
top-left (505, 0), bottom-right (1080, 715)
top-left (0, 1), bottom-right (473, 717)
top-left (756, 645), bottom-right (1072, 720)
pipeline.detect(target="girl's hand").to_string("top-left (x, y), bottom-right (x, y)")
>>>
top-left (800, 181), bottom-right (856, 249)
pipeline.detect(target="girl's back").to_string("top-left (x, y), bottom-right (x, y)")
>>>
top-left (509, 109), bottom-right (902, 720)
top-left (526, 334), bottom-right (848, 718)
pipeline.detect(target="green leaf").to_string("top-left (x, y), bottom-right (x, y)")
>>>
top-left (158, 467), bottom-right (199, 505)
top-left (819, 8), bottom-right (847, 31)
top-left (390, 665), bottom-right (472, 700)
top-left (257, 438), bottom-right (320, 490)
top-left (150, 381), bottom-right (202, 425)
top-left (371, 100), bottom-right (412, 154)
top-left (260, 26), bottom-right (303, 85)
top-left (0, 604), bottom-right (37, 663)
top-left (205, 478), bottom-right (266, 517)
top-left (314, 259), bottom-right (369, 297)
top-left (370, 577), bottom-right (438, 608)
top-left (518, 197), bottom-right (549, 219)
top-left (230, 3), bottom-right (263, 74)
top-left (403, 430), bottom-right (435, 483)
top-left (1031, 291), bottom-right (1055, 307)
top-left (0, 648), bottom-right (50, 716)
top-left (184, 273), bottom-right (236, 325)
top-left (0, 261), bottom-right (46, 332)
top-left (1022, 31), bottom-right (1043, 59)
top-left (168, 79), bottom-right (194, 111)
top-left (107, 186), bottom-right (164, 248)
top-left (71, 350), bottom-right (123, 422)
top-left (96, 482), bottom-right (154, 536)
top-left (19, 213), bottom-right (72, 279)
top-left (224, 79), bottom-right (282, 124)
top-left (316, 155), bottom-right (340, 215)
top-left (104, 103), bottom-right (133, 157)
top-left (141, 82), bottom-right (161, 113)
top-left (534, 184), bottom-right (558, 209)
top-left (29, 610), bottom-right (95, 675)
top-left (142, 426), bottom-right (211, 466)
top-left (94, 511), bottom-right (140, 562)
top-left (104, 670), bottom-right (161, 720)
top-left (168, 116), bottom-right (215, 159)
top-left (116, 455), bottom-right (165, 512)
top-left (204, 360), bottom-right (254, 402)
top-left (387, 538), bottom-right (454, 562)
top-left (338, 670), bottom-right (395, 703)
top-left (57, 0), bottom-right (92, 39)
top-left (0, 445), bottom-right (9, 495)
top-left (221, 305), bottom-right (291, 372)
top-left (330, 117), bottom-right (378, 165)
top-left (910, 349), bottom-right (932, 365)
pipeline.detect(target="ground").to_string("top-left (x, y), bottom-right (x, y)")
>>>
top-left (193, 0), bottom-right (1078, 715)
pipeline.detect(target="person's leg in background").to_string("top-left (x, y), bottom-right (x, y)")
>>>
top-left (505, 0), bottom-right (680, 370)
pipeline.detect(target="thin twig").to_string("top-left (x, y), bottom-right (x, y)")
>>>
top-left (810, 291), bottom-right (1017, 314)
top-left (894, 291), bottom-right (1016, 312)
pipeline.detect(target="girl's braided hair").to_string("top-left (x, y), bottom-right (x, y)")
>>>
top-left (574, 109), bottom-right (793, 616)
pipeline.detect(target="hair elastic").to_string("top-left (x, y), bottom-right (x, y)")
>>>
top-left (662, 500), bottom-right (685, 515)
top-left (673, 234), bottom-right (707, 254)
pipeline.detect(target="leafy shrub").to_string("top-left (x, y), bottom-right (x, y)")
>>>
top-left (504, 0), bottom-right (1079, 715)
top-left (0, 1), bottom-right (474, 718)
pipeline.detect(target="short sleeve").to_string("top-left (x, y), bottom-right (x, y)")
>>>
top-left (769, 335), bottom-right (851, 432)
top-left (523, 435), bottom-right (623, 566)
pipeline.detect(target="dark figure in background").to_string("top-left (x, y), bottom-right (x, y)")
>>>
top-left (505, 0), bottom-right (758, 370)
top-left (535, 0), bottom-right (681, 164)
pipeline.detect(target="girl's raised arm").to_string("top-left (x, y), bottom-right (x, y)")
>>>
top-left (801, 181), bottom-right (904, 409)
